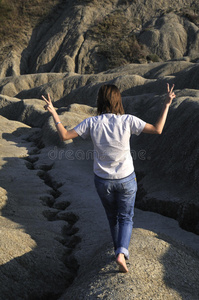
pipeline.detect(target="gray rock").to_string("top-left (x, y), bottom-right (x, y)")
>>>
top-left (59, 228), bottom-right (199, 300)
top-left (0, 1), bottom-right (199, 299)
top-left (138, 13), bottom-right (195, 61)
top-left (0, 1), bottom-right (198, 77)
top-left (0, 116), bottom-right (79, 299)
top-left (0, 62), bottom-right (199, 237)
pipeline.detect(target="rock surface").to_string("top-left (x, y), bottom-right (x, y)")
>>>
top-left (0, 0), bottom-right (199, 77)
top-left (1, 112), bottom-right (199, 300)
top-left (0, 0), bottom-right (199, 299)
top-left (60, 228), bottom-right (199, 300)
top-left (0, 116), bottom-right (80, 299)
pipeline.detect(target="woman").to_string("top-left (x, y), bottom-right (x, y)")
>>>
top-left (42, 83), bottom-right (175, 273)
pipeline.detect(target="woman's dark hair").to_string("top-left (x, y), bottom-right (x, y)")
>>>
top-left (97, 84), bottom-right (125, 115)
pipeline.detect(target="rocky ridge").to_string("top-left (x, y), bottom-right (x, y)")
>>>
top-left (0, 0), bottom-right (199, 299)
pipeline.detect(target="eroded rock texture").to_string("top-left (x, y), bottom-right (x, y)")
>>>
top-left (0, 0), bottom-right (199, 299)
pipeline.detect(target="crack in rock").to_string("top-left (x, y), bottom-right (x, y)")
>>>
top-left (22, 131), bottom-right (81, 299)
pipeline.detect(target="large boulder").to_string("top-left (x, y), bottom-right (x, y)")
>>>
top-left (138, 12), bottom-right (199, 61)
top-left (0, 95), bottom-right (48, 127)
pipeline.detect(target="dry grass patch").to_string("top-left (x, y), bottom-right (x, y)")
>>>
top-left (88, 10), bottom-right (158, 70)
top-left (0, 0), bottom-right (60, 45)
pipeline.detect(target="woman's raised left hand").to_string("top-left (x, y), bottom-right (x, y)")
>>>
top-left (42, 93), bottom-right (56, 114)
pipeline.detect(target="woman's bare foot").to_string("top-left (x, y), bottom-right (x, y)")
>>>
top-left (116, 253), bottom-right (129, 273)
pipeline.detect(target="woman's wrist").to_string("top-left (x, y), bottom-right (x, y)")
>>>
top-left (55, 121), bottom-right (62, 126)
top-left (164, 100), bottom-right (171, 108)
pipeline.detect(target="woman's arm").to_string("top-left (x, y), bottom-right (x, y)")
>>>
top-left (142, 83), bottom-right (175, 134)
top-left (42, 94), bottom-right (78, 141)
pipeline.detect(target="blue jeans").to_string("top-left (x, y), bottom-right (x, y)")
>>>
top-left (94, 172), bottom-right (137, 259)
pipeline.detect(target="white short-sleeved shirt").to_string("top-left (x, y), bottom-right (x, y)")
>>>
top-left (74, 113), bottom-right (146, 179)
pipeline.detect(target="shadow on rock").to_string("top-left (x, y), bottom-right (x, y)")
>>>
top-left (0, 126), bottom-right (80, 299)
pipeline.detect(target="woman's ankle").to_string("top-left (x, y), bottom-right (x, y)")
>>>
top-left (116, 253), bottom-right (129, 273)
